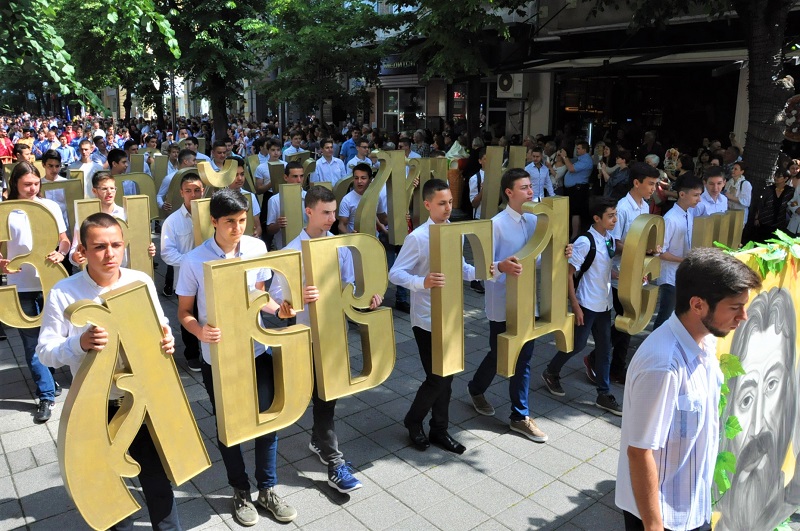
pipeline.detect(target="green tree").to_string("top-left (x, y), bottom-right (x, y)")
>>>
top-left (587, 0), bottom-right (795, 230)
top-left (243, 0), bottom-right (399, 118)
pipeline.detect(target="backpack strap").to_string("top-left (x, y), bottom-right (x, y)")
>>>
top-left (574, 231), bottom-right (596, 282)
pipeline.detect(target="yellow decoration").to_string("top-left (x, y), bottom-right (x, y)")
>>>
top-left (479, 146), bottom-right (504, 220)
top-left (279, 183), bottom-right (305, 247)
top-left (114, 172), bottom-right (159, 220)
top-left (190, 198), bottom-right (214, 247)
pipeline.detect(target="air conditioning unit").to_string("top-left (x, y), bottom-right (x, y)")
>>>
top-left (497, 73), bottom-right (524, 99)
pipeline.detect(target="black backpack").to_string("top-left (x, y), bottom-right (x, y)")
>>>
top-left (573, 232), bottom-right (596, 289)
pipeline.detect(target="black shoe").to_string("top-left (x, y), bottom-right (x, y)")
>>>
top-left (35, 399), bottom-right (54, 423)
top-left (54, 381), bottom-right (62, 397)
top-left (429, 431), bottom-right (466, 454)
top-left (470, 280), bottom-right (485, 294)
top-left (610, 369), bottom-right (627, 385)
top-left (404, 421), bottom-right (430, 451)
top-left (596, 394), bottom-right (623, 416)
top-left (541, 370), bottom-right (565, 397)
top-left (394, 301), bottom-right (410, 313)
top-left (153, 220), bottom-right (161, 234)
top-left (162, 285), bottom-right (174, 297)
top-left (186, 358), bottom-right (202, 372)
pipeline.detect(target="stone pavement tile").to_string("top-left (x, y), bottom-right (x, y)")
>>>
top-left (0, 410), bottom-right (44, 435)
top-left (278, 431), bottom-right (316, 465)
top-left (30, 442), bottom-right (58, 466)
top-left (175, 495), bottom-right (231, 530)
top-left (461, 443), bottom-right (518, 476)
top-left (195, 415), bottom-right (218, 441)
top-left (472, 520), bottom-right (512, 531)
top-left (457, 416), bottom-right (508, 443)
top-left (367, 422), bottom-right (412, 454)
top-left (374, 396), bottom-right (413, 424)
top-left (558, 462), bottom-right (616, 500)
top-left (190, 400), bottom-right (213, 422)
top-left (487, 425), bottom-right (547, 460)
top-left (0, 368), bottom-right (26, 386)
top-left (302, 508), bottom-right (368, 531)
top-left (383, 514), bottom-right (438, 531)
top-left (553, 431), bottom-right (608, 461)
top-left (293, 455), bottom-right (330, 485)
top-left (344, 408), bottom-right (396, 436)
top-left (382, 373), bottom-right (424, 398)
top-left (419, 494), bottom-right (490, 531)
top-left (597, 490), bottom-right (618, 510)
top-left (492, 460), bottom-right (556, 497)
top-left (0, 476), bottom-right (15, 501)
top-left (339, 435), bottom-right (392, 469)
top-left (0, 454), bottom-right (9, 478)
top-left (529, 446), bottom-right (582, 479)
top-left (333, 395), bottom-right (371, 419)
top-left (173, 479), bottom-right (201, 505)
top-left (494, 497), bottom-right (560, 531)
top-left (448, 399), bottom-right (481, 425)
top-left (204, 487), bottom-right (237, 522)
top-left (395, 443), bottom-right (457, 473)
top-left (18, 482), bottom-right (75, 523)
top-left (7, 447), bottom-right (37, 474)
top-left (575, 417), bottom-right (622, 447)
top-left (568, 500), bottom-right (624, 530)
top-left (346, 491), bottom-right (416, 530)
top-left (530, 480), bottom-right (596, 522)
top-left (183, 382), bottom-right (212, 403)
top-left (587, 447), bottom-right (619, 476)
top-left (386, 472), bottom-right (455, 512)
top-left (331, 418), bottom-right (363, 445)
top-left (457, 476), bottom-right (524, 517)
top-left (27, 508), bottom-right (89, 529)
top-left (529, 393), bottom-right (568, 417)
top-left (424, 459), bottom-right (488, 495)
top-left (544, 404), bottom-right (595, 431)
top-left (0, 500), bottom-right (27, 531)
top-left (190, 460), bottom-right (231, 495)
top-left (360, 454), bottom-right (420, 489)
top-left (0, 380), bottom-right (35, 402)
top-left (526, 416), bottom-right (571, 444)
top-left (276, 463), bottom-right (315, 497)
top-left (356, 386), bottom-right (403, 407)
top-left (554, 523), bottom-right (583, 531)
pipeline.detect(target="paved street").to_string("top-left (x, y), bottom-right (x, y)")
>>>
top-left (0, 241), bottom-right (797, 531)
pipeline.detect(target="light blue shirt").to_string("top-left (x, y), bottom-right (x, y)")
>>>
top-left (524, 161), bottom-right (555, 200)
top-left (56, 145), bottom-right (77, 165)
top-left (659, 205), bottom-right (693, 286)
top-left (311, 157), bottom-right (346, 186)
top-left (564, 153), bottom-right (593, 187)
top-left (485, 207), bottom-right (538, 322)
top-left (616, 313), bottom-right (721, 531)
top-left (691, 190), bottom-right (728, 217)
top-left (175, 235), bottom-right (272, 363)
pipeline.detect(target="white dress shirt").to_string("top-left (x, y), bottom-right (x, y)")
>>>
top-left (41, 175), bottom-right (70, 230)
top-left (254, 159), bottom-right (287, 189)
top-left (468, 170), bottom-right (483, 219)
top-left (36, 268), bottom-right (168, 399)
top-left (660, 205), bottom-right (693, 287)
top-left (691, 190), bottom-right (728, 217)
top-left (69, 160), bottom-right (104, 198)
top-left (311, 156), bottom-right (347, 186)
top-left (388, 218), bottom-right (476, 331)
top-left (725, 175), bottom-right (752, 223)
top-left (610, 193), bottom-right (650, 288)
top-left (485, 207), bottom-right (538, 322)
top-left (339, 189), bottom-right (388, 234)
top-left (616, 313), bottom-right (721, 531)
top-left (570, 226), bottom-right (613, 313)
top-left (268, 229), bottom-right (355, 327)
top-left (160, 204), bottom-right (196, 289)
top-left (524, 161), bottom-right (555, 200)
top-left (175, 235), bottom-right (271, 364)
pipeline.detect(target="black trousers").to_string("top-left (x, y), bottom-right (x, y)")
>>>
top-left (404, 327), bottom-right (453, 434)
top-left (108, 402), bottom-right (180, 530)
top-left (589, 287), bottom-right (629, 374)
top-left (180, 299), bottom-right (200, 362)
top-left (623, 510), bottom-right (710, 531)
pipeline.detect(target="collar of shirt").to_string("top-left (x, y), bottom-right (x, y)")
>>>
top-left (505, 206), bottom-right (523, 224)
top-left (204, 236), bottom-right (240, 259)
top-left (623, 192), bottom-right (647, 213)
top-left (178, 204), bottom-right (192, 218)
top-left (666, 313), bottom-right (707, 364)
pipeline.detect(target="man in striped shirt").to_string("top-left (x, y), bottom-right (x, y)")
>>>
top-left (616, 248), bottom-right (761, 531)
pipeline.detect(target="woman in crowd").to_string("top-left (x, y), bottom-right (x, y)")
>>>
top-left (755, 169), bottom-right (793, 241)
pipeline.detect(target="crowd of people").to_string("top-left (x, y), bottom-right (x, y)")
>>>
top-left (0, 111), bottom-right (792, 530)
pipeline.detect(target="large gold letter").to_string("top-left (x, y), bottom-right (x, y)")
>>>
top-left (40, 178), bottom-right (83, 230)
top-left (616, 214), bottom-right (664, 335)
top-left (115, 172), bottom-right (159, 220)
top-left (204, 251), bottom-right (314, 447)
top-left (0, 200), bottom-right (69, 327)
top-left (362, 151), bottom-right (415, 244)
top-left (479, 146), bottom-right (504, 220)
top-left (498, 198), bottom-right (573, 376)
top-left (409, 158), bottom-right (433, 227)
top-left (302, 234), bottom-right (396, 401)
top-left (60, 281), bottom-right (210, 530)
top-left (429, 221), bottom-right (493, 376)
top-left (279, 183), bottom-right (305, 246)
top-left (74, 197), bottom-right (154, 277)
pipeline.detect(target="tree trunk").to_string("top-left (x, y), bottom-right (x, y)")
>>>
top-left (209, 75), bottom-right (229, 141)
top-left (733, 0), bottom-right (794, 241)
top-left (122, 88), bottom-right (133, 121)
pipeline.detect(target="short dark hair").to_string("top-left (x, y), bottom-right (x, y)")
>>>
top-left (423, 178), bottom-right (450, 201)
top-left (320, 138), bottom-right (334, 149)
top-left (733, 160), bottom-right (746, 173)
top-left (398, 137), bottom-right (412, 148)
top-left (678, 154), bottom-right (694, 171)
top-left (675, 248), bottom-right (761, 315)
top-left (529, 146), bottom-right (543, 155)
top-left (92, 171), bottom-right (114, 188)
top-left (212, 140), bottom-right (227, 151)
top-left (576, 141), bottom-right (590, 152)
top-left (500, 167), bottom-right (529, 196)
top-left (41, 149), bottom-right (61, 165)
top-left (616, 149), bottom-right (632, 164)
top-left (589, 196), bottom-right (617, 220)
top-left (13, 143), bottom-right (30, 155)
top-left (209, 188), bottom-right (249, 219)
top-left (8, 162), bottom-right (40, 199)
top-left (107, 148), bottom-right (127, 167)
top-left (185, 137), bottom-right (198, 148)
top-left (676, 174), bottom-right (703, 193)
top-left (285, 161), bottom-right (303, 175)
top-left (180, 172), bottom-right (202, 187)
top-left (352, 163), bottom-right (372, 178)
top-left (704, 166), bottom-right (725, 180)
top-left (123, 139), bottom-right (137, 151)
top-left (305, 185), bottom-right (336, 209)
top-left (79, 212), bottom-right (121, 247)
top-left (178, 149), bottom-right (196, 165)
top-left (629, 161), bottom-right (660, 186)
top-left (476, 147), bottom-right (486, 160)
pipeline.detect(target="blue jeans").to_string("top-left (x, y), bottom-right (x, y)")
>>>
top-left (653, 283), bottom-right (675, 331)
top-left (201, 355), bottom-right (278, 490)
top-left (468, 320), bottom-right (535, 421)
top-left (17, 292), bottom-right (56, 401)
top-left (546, 307), bottom-right (612, 396)
top-left (385, 242), bottom-right (409, 304)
